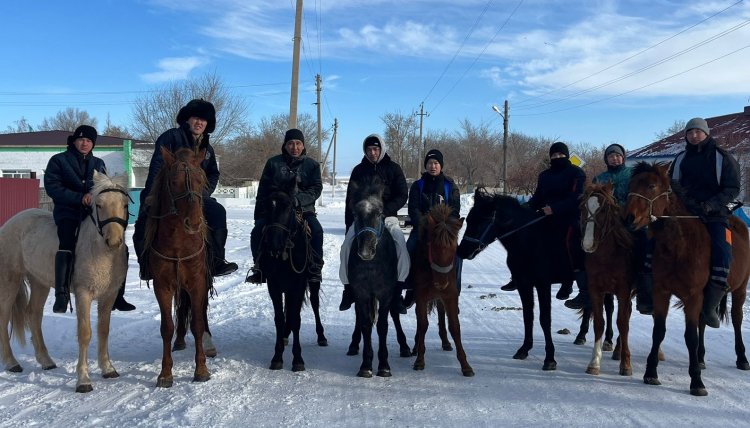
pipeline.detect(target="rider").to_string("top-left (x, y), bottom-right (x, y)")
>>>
top-left (338, 134), bottom-right (410, 311)
top-left (667, 117), bottom-right (740, 328)
top-left (133, 99), bottom-right (238, 279)
top-left (245, 128), bottom-right (324, 286)
top-left (403, 149), bottom-right (461, 310)
top-left (44, 125), bottom-right (134, 313)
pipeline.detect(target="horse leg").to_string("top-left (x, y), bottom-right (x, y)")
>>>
top-left (731, 290), bottom-right (749, 370)
top-left (513, 283), bottom-right (534, 360)
top-left (0, 275), bottom-right (25, 372)
top-left (375, 298), bottom-right (391, 377)
top-left (268, 285), bottom-right (285, 370)
top-left (684, 310), bottom-right (706, 396)
top-left (643, 295), bottom-right (668, 387)
top-left (28, 281), bottom-right (56, 370)
top-left (444, 296), bottom-right (473, 377)
top-left (537, 283), bottom-right (556, 370)
top-left (96, 286), bottom-right (119, 380)
top-left (347, 316), bottom-right (361, 356)
top-left (616, 294), bottom-right (632, 376)
top-left (389, 305), bottom-right (411, 357)
top-left (308, 281), bottom-right (328, 347)
top-left (74, 292), bottom-right (94, 393)
top-left (603, 293), bottom-right (615, 351)
top-left (172, 290), bottom-right (189, 352)
top-left (586, 292), bottom-right (605, 375)
top-left (413, 296), bottom-right (429, 371)
top-left (201, 296), bottom-right (217, 358)
top-left (698, 323), bottom-right (706, 370)
top-left (575, 306), bottom-right (590, 345)
top-left (356, 300), bottom-right (374, 378)
top-left (189, 288), bottom-right (209, 382)
top-left (155, 287), bottom-right (175, 388)
top-left (437, 301), bottom-right (453, 351)
top-left (289, 288), bottom-right (306, 372)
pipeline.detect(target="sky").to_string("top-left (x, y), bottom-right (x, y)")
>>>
top-left (2, 190), bottom-right (750, 426)
top-left (3, 0), bottom-right (750, 174)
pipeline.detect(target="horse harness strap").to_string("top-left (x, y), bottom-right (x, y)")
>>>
top-left (427, 242), bottom-right (454, 274)
top-left (89, 187), bottom-right (132, 237)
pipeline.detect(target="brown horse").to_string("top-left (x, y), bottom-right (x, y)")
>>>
top-left (144, 147), bottom-right (213, 388)
top-left (412, 204), bottom-right (473, 376)
top-left (625, 162), bottom-right (749, 396)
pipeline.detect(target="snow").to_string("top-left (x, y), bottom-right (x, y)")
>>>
top-left (2, 186), bottom-right (750, 427)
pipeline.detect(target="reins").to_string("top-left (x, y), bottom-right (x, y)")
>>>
top-left (628, 189), bottom-right (700, 222)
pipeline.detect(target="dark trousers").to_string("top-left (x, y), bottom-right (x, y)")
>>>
top-left (707, 221), bottom-right (732, 287)
top-left (251, 212), bottom-right (323, 261)
top-left (56, 219), bottom-right (79, 252)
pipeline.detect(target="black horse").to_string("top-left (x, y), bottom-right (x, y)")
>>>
top-left (260, 190), bottom-right (315, 372)
top-left (347, 176), bottom-right (400, 377)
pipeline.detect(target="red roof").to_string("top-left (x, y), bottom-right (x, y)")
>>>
top-left (629, 106), bottom-right (750, 158)
top-left (0, 130), bottom-right (151, 148)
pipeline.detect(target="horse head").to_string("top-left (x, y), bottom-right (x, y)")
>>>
top-left (262, 190), bottom-right (298, 259)
top-left (156, 147), bottom-right (208, 235)
top-left (458, 187), bottom-right (525, 260)
top-left (625, 162), bottom-right (672, 230)
top-left (423, 204), bottom-right (464, 289)
top-left (90, 171), bottom-right (130, 248)
top-left (581, 182), bottom-right (616, 253)
top-left (349, 176), bottom-right (385, 261)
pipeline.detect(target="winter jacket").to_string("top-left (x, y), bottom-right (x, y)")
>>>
top-left (141, 123), bottom-right (220, 204)
top-left (593, 165), bottom-right (632, 206)
top-left (667, 136), bottom-right (740, 221)
top-left (254, 142), bottom-right (322, 220)
top-left (345, 135), bottom-right (408, 230)
top-left (44, 144), bottom-right (107, 224)
top-left (528, 158), bottom-right (586, 225)
top-left (408, 172), bottom-right (460, 233)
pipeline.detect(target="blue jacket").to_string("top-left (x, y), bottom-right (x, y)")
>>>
top-left (44, 145), bottom-right (106, 224)
top-left (593, 165), bottom-right (632, 205)
top-left (408, 172), bottom-right (460, 233)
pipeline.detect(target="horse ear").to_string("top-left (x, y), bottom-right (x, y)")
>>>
top-left (656, 162), bottom-right (670, 178)
top-left (161, 146), bottom-right (175, 164)
top-left (195, 148), bottom-right (208, 168)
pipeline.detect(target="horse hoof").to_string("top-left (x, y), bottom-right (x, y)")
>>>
top-left (156, 377), bottom-right (173, 388)
top-left (377, 369), bottom-right (392, 377)
top-left (586, 367), bottom-right (600, 375)
top-left (317, 338), bottom-right (329, 347)
top-left (573, 337), bottom-right (586, 346)
top-left (292, 364), bottom-right (306, 372)
top-left (269, 361), bottom-right (283, 370)
top-left (193, 373), bottom-right (210, 382)
top-left (602, 341), bottom-right (614, 352)
top-left (413, 364), bottom-right (425, 371)
top-left (611, 353), bottom-right (621, 361)
top-left (103, 370), bottom-right (120, 379)
top-left (411, 348), bottom-right (418, 356)
top-left (462, 368), bottom-right (475, 377)
top-left (172, 342), bottom-right (186, 352)
top-left (690, 388), bottom-right (708, 397)
top-left (346, 348), bottom-right (359, 356)
top-left (698, 362), bottom-right (706, 370)
top-left (643, 376), bottom-right (661, 386)
top-left (619, 367), bottom-right (632, 376)
top-left (542, 361), bottom-right (557, 371)
top-left (75, 384), bottom-right (93, 393)
top-left (42, 364), bottom-right (57, 371)
top-left (442, 344), bottom-right (453, 352)
top-left (7, 365), bottom-right (22, 373)
top-left (513, 350), bottom-right (528, 360)
top-left (400, 349), bottom-right (412, 358)
top-left (737, 361), bottom-right (750, 370)
top-left (357, 369), bottom-right (373, 378)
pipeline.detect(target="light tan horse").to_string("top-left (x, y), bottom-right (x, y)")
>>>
top-left (0, 171), bottom-right (130, 393)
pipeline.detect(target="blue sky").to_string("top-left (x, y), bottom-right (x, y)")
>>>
top-left (3, 0), bottom-right (750, 174)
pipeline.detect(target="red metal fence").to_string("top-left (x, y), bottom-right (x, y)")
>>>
top-left (0, 177), bottom-right (40, 226)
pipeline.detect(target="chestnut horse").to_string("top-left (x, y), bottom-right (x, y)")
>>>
top-left (625, 162), bottom-right (749, 396)
top-left (412, 204), bottom-right (473, 376)
top-left (144, 147), bottom-right (213, 388)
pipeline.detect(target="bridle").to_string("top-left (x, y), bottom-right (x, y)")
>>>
top-left (261, 199), bottom-right (308, 274)
top-left (150, 162), bottom-right (205, 234)
top-left (89, 187), bottom-right (132, 237)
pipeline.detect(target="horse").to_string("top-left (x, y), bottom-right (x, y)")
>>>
top-left (144, 147), bottom-right (213, 388)
top-left (457, 188), bottom-right (558, 370)
top-left (347, 176), bottom-right (399, 377)
top-left (625, 162), bottom-right (749, 396)
top-left (346, 305), bottom-right (411, 358)
top-left (0, 171), bottom-right (130, 393)
top-left (259, 189), bottom-right (315, 371)
top-left (411, 204), bottom-right (473, 376)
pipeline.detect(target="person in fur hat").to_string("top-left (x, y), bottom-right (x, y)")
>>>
top-left (133, 99), bottom-right (238, 279)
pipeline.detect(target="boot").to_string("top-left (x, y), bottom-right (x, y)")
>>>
top-left (53, 251), bottom-right (74, 313)
top-left (701, 280), bottom-right (727, 329)
top-left (133, 211), bottom-right (152, 281)
top-left (308, 253), bottom-right (324, 284)
top-left (556, 281), bottom-right (573, 300)
top-left (210, 228), bottom-right (238, 277)
top-left (402, 290), bottom-right (415, 312)
top-left (112, 282), bottom-right (136, 311)
top-left (565, 271), bottom-right (591, 310)
top-left (635, 273), bottom-right (653, 315)
top-left (339, 284), bottom-right (354, 311)
top-left (500, 279), bottom-right (517, 291)
top-left (245, 266), bottom-right (264, 284)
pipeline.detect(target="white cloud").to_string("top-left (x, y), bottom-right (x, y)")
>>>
top-left (140, 57), bottom-right (206, 83)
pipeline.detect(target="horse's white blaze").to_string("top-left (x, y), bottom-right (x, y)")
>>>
top-left (582, 196), bottom-right (600, 253)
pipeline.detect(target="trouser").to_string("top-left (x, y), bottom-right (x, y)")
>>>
top-left (339, 216), bottom-right (410, 284)
top-left (56, 218), bottom-right (79, 252)
top-left (707, 221), bottom-right (732, 289)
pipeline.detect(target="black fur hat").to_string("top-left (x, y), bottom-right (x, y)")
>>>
top-left (176, 99), bottom-right (216, 133)
top-left (67, 125), bottom-right (97, 146)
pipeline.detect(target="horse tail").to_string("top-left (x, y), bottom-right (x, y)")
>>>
top-left (11, 281), bottom-right (29, 347)
top-left (718, 294), bottom-right (729, 324)
top-left (370, 300), bottom-right (378, 325)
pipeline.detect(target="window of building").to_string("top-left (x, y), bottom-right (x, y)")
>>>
top-left (1, 169), bottom-right (33, 178)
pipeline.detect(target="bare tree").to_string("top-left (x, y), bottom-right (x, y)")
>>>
top-left (655, 120), bottom-right (686, 140)
top-left (4, 116), bottom-right (34, 133)
top-left (381, 111), bottom-right (420, 177)
top-left (102, 114), bottom-right (133, 139)
top-left (38, 108), bottom-right (97, 131)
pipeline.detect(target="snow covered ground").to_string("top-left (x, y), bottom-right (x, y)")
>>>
top-left (2, 186), bottom-right (750, 427)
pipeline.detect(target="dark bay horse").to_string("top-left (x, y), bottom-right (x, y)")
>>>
top-left (347, 177), bottom-right (399, 377)
top-left (412, 204), bottom-right (473, 376)
top-left (145, 147), bottom-right (213, 388)
top-left (625, 162), bottom-right (749, 396)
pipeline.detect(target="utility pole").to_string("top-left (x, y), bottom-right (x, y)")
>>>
top-left (332, 119), bottom-right (338, 197)
top-left (492, 101), bottom-right (509, 195)
top-left (288, 0), bottom-right (303, 129)
top-left (316, 74), bottom-right (322, 206)
top-left (415, 102), bottom-right (429, 177)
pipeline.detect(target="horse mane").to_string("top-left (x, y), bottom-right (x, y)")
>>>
top-left (419, 204), bottom-right (461, 247)
top-left (91, 172), bottom-right (127, 196)
top-left (582, 182), bottom-right (633, 249)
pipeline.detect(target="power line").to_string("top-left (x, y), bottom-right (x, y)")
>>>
top-left (0, 82), bottom-right (291, 97)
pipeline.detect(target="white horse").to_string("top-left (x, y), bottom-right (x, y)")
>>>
top-left (0, 171), bottom-right (130, 393)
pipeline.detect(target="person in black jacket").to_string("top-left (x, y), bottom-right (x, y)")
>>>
top-left (44, 125), bottom-right (134, 312)
top-left (133, 99), bottom-right (238, 278)
top-left (245, 128), bottom-right (324, 284)
top-left (526, 142), bottom-right (589, 310)
top-left (338, 134), bottom-right (410, 311)
top-left (667, 117), bottom-right (740, 328)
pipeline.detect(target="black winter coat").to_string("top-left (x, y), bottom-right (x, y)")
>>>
top-left (408, 172), bottom-right (460, 232)
top-left (141, 123), bottom-right (220, 204)
top-left (254, 145), bottom-right (322, 220)
top-left (528, 159), bottom-right (586, 230)
top-left (44, 145), bottom-right (106, 224)
top-left (345, 153), bottom-right (408, 230)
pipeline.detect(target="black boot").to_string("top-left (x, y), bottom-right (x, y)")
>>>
top-left (53, 251), bottom-right (74, 313)
top-left (210, 228), bottom-right (238, 277)
top-left (308, 253), bottom-right (324, 284)
top-left (701, 281), bottom-right (727, 329)
top-left (556, 281), bottom-right (573, 300)
top-left (402, 290), bottom-right (415, 312)
top-left (635, 273), bottom-right (654, 315)
top-left (500, 279), bottom-right (517, 291)
top-left (245, 265), bottom-right (264, 283)
top-left (133, 210), bottom-right (152, 281)
top-left (112, 282), bottom-right (136, 311)
top-left (565, 270), bottom-right (591, 310)
top-left (339, 284), bottom-right (354, 311)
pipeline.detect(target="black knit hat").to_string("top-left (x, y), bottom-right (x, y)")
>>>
top-left (549, 141), bottom-right (569, 158)
top-left (363, 135), bottom-right (382, 149)
top-left (67, 125), bottom-right (97, 146)
top-left (176, 99), bottom-right (216, 133)
top-left (284, 128), bottom-right (305, 144)
top-left (424, 149), bottom-right (444, 169)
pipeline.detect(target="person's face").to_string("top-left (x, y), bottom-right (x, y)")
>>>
top-left (187, 116), bottom-right (208, 137)
top-left (285, 139), bottom-right (304, 158)
top-left (606, 152), bottom-right (624, 167)
top-left (425, 159), bottom-right (442, 176)
top-left (550, 152), bottom-right (567, 159)
top-left (365, 145), bottom-right (381, 163)
top-left (73, 137), bottom-right (93, 155)
top-left (686, 128), bottom-right (708, 146)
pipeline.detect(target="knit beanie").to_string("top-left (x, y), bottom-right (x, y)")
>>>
top-left (549, 141), bottom-right (569, 158)
top-left (67, 125), bottom-right (98, 146)
top-left (284, 128), bottom-right (305, 145)
top-left (424, 149), bottom-right (444, 169)
top-left (684, 117), bottom-right (710, 136)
